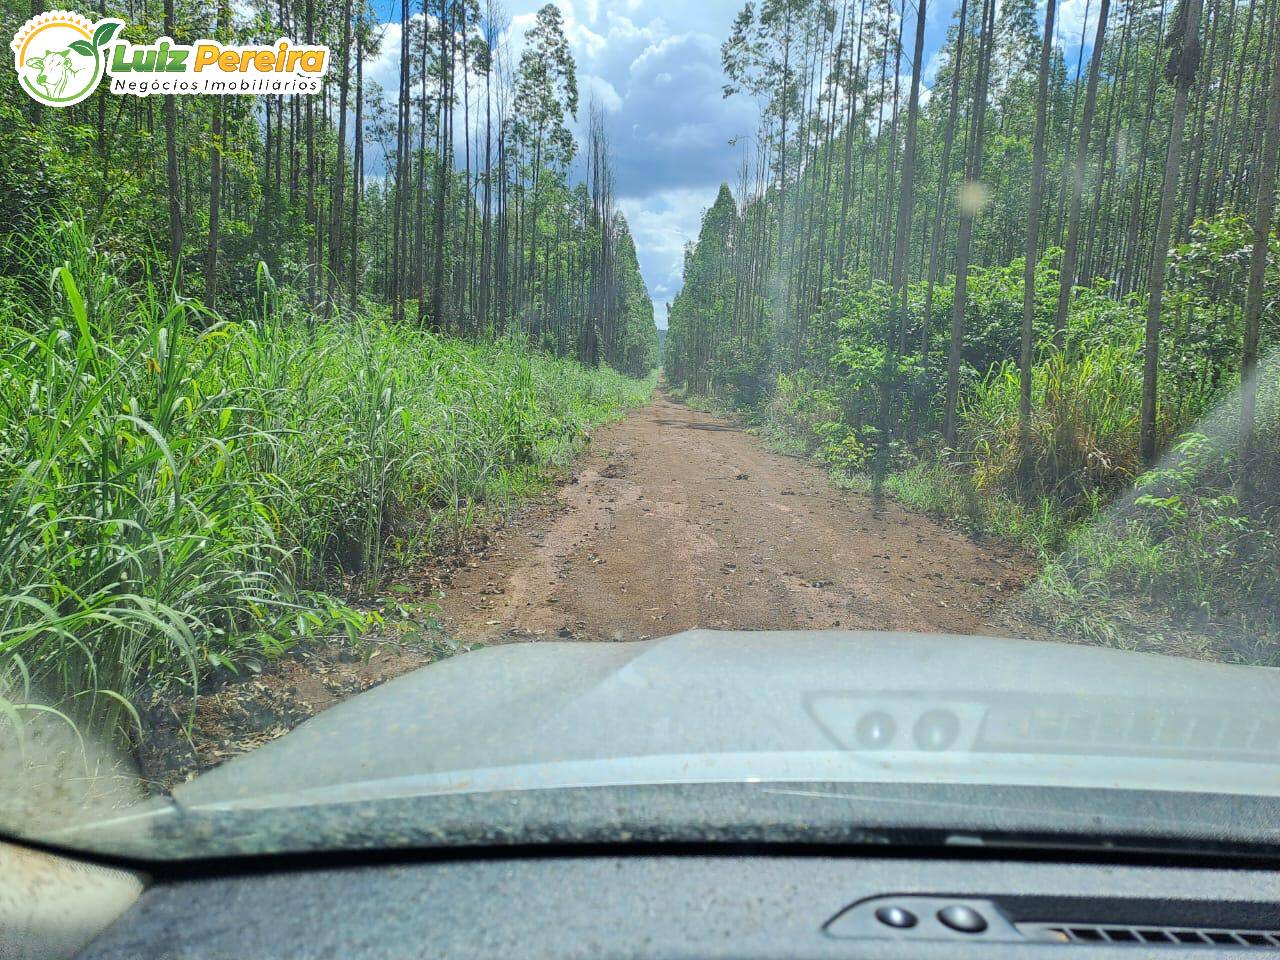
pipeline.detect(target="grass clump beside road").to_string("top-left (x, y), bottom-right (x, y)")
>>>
top-left (0, 220), bottom-right (653, 741)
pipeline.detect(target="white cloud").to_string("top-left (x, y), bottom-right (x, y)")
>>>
top-left (923, 46), bottom-right (946, 85)
top-left (581, 72), bottom-right (623, 111)
top-left (363, 19), bottom-right (402, 99)
top-left (509, 10), bottom-right (538, 37)
top-left (1055, 0), bottom-right (1103, 51)
top-left (620, 186), bottom-right (719, 328)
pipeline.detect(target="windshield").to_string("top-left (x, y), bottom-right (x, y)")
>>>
top-left (2, 0), bottom-right (1279, 862)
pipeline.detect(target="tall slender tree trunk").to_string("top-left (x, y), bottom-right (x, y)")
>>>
top-left (835, 0), bottom-right (869, 278)
top-left (943, 0), bottom-right (995, 446)
top-left (1140, 0), bottom-right (1204, 463)
top-left (459, 0), bottom-right (473, 331)
top-left (305, 0), bottom-right (317, 309)
top-left (1054, 0), bottom-right (1094, 246)
top-left (920, 0), bottom-right (969, 361)
top-left (496, 121), bottom-right (507, 326)
top-left (1240, 31), bottom-right (1280, 468)
top-left (162, 0), bottom-right (181, 279)
top-left (263, 90), bottom-right (274, 239)
top-left (431, 0), bottom-right (451, 330)
top-left (876, 0), bottom-right (927, 477)
top-left (810, 1), bottom-right (848, 321)
top-left (204, 1), bottom-right (228, 311)
top-left (327, 0), bottom-right (353, 311)
top-left (1019, 0), bottom-right (1057, 433)
top-left (775, 3), bottom-right (794, 327)
top-left (390, 0), bottom-right (409, 323)
top-left (415, 8), bottom-right (430, 323)
top-left (1053, 0), bottom-right (1111, 344)
top-left (1081, 2), bottom-right (1128, 281)
top-left (1179, 0), bottom-right (1221, 237)
top-left (1121, 0), bottom-right (1167, 295)
top-left (479, 44), bottom-right (493, 329)
top-left (350, 16), bottom-right (364, 311)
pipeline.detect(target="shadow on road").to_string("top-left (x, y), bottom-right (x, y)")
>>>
top-left (652, 418), bottom-right (739, 432)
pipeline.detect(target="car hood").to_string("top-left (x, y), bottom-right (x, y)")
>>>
top-left (174, 629), bottom-right (1280, 810)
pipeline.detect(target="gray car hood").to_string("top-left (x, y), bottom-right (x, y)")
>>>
top-left (174, 630), bottom-right (1280, 810)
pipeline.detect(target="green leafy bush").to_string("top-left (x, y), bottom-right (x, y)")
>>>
top-left (758, 371), bottom-right (846, 457)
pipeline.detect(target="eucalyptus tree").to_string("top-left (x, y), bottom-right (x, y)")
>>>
top-left (1140, 0), bottom-right (1204, 464)
top-left (1, 0), bottom-right (656, 377)
top-left (663, 0), bottom-right (1278, 535)
top-left (943, 0), bottom-right (996, 446)
top-left (876, 0), bottom-right (928, 473)
top-left (326, 0), bottom-right (354, 311)
top-left (1053, 0), bottom-right (1112, 343)
top-left (163, 0), bottom-right (181, 276)
top-left (1019, 0), bottom-right (1057, 432)
top-left (1240, 32), bottom-right (1280, 468)
top-left (513, 3), bottom-right (578, 331)
top-left (476, 1), bottom-right (506, 330)
top-left (919, 0), bottom-right (969, 360)
top-left (722, 0), bottom-right (820, 328)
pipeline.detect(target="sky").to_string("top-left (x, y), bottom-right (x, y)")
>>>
top-left (365, 0), bottom-right (1096, 328)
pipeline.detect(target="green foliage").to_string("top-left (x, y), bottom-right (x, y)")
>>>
top-left (675, 199), bottom-right (1280, 660)
top-left (0, 221), bottom-right (651, 741)
top-left (0, 103), bottom-right (83, 255)
top-left (1008, 361), bottom-right (1280, 661)
top-left (671, 0), bottom-right (1280, 662)
top-left (830, 276), bottom-right (896, 432)
top-left (757, 371), bottom-right (843, 456)
top-left (963, 346), bottom-right (1142, 513)
top-left (885, 461), bottom-right (1069, 550)
top-left (514, 3), bottom-right (579, 168)
top-left (664, 184), bottom-right (739, 394)
top-left (0, 2), bottom-right (658, 373)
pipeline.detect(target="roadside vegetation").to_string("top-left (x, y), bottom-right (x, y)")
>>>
top-left (0, 0), bottom-right (659, 745)
top-left (665, 0), bottom-right (1280, 662)
top-left (0, 219), bottom-right (652, 744)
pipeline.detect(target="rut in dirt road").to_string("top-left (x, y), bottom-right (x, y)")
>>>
top-left (438, 393), bottom-right (1034, 644)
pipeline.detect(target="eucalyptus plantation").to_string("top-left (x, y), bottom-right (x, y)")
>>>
top-left (666, 0), bottom-right (1280, 647)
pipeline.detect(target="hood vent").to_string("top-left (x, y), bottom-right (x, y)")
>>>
top-left (1024, 924), bottom-right (1280, 947)
top-left (977, 696), bottom-right (1280, 762)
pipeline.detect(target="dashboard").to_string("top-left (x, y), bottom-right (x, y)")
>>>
top-left (39, 845), bottom-right (1280, 958)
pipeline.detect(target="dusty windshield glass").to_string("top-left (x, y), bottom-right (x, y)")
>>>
top-left (1, 0), bottom-right (1279, 860)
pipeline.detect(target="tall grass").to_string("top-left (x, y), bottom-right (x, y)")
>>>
top-left (1012, 357), bottom-right (1280, 662)
top-left (963, 346), bottom-right (1145, 514)
top-left (0, 220), bottom-right (652, 739)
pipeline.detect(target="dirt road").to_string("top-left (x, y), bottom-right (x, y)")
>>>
top-left (146, 391), bottom-right (1036, 784)
top-left (439, 392), bottom-right (1032, 643)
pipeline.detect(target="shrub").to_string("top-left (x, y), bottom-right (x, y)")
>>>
top-left (758, 371), bottom-right (846, 457)
top-left (1018, 355), bottom-right (1280, 661)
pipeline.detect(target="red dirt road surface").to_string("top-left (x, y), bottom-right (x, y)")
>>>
top-left (439, 392), bottom-right (1033, 643)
